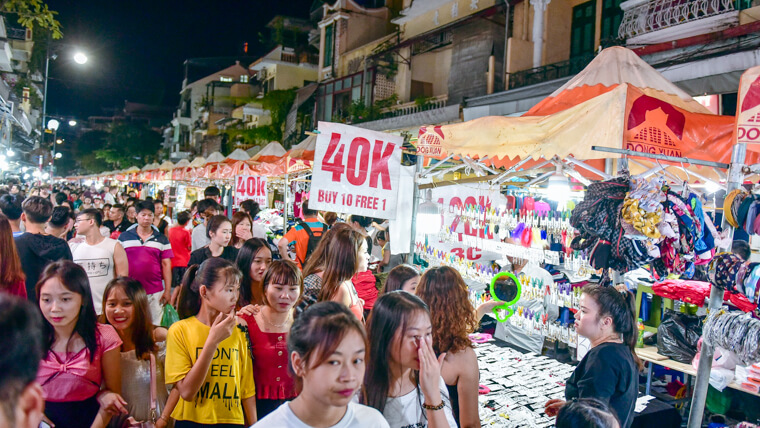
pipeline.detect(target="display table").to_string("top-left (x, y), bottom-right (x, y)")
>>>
top-left (475, 339), bottom-right (681, 427)
top-left (636, 346), bottom-right (760, 398)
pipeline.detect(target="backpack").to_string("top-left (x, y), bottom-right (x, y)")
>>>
top-left (297, 219), bottom-right (324, 264)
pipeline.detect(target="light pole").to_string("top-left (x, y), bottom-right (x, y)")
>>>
top-left (39, 38), bottom-right (88, 164)
top-left (47, 119), bottom-right (59, 179)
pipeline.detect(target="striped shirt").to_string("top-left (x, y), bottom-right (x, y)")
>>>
top-left (118, 224), bottom-right (173, 294)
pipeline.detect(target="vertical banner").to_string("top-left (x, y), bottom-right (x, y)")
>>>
top-left (176, 184), bottom-right (187, 210)
top-left (234, 175), bottom-right (268, 208)
top-left (736, 65), bottom-right (760, 145)
top-left (310, 122), bottom-right (403, 219)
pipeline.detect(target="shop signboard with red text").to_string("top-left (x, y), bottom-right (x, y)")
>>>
top-left (310, 122), bottom-right (403, 219)
top-left (234, 175), bottom-right (268, 208)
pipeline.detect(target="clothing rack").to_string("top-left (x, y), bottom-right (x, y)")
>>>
top-left (592, 144), bottom-right (743, 428)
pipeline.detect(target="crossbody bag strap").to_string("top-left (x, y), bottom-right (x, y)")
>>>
top-left (297, 219), bottom-right (314, 238)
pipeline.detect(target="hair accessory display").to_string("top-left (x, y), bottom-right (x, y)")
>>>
top-left (703, 310), bottom-right (760, 366)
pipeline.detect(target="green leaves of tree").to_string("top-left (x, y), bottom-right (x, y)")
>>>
top-left (93, 122), bottom-right (162, 169)
top-left (2, 0), bottom-right (63, 39)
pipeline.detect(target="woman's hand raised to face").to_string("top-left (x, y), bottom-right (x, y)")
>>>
top-left (207, 310), bottom-right (236, 345)
top-left (418, 335), bottom-right (446, 404)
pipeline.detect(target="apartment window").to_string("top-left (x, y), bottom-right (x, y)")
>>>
top-left (324, 24), bottom-right (334, 68)
top-left (600, 0), bottom-right (624, 42)
top-left (571, 0), bottom-right (596, 58)
top-left (240, 75), bottom-right (249, 83)
top-left (317, 71), bottom-right (370, 121)
top-left (220, 76), bottom-right (233, 82)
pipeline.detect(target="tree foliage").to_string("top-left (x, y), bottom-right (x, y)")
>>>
top-left (1, 0), bottom-right (63, 39)
top-left (92, 123), bottom-right (162, 170)
top-left (221, 89), bottom-right (296, 150)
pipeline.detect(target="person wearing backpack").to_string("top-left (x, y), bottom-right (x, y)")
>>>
top-left (277, 200), bottom-right (325, 269)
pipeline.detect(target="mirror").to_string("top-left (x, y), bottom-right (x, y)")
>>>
top-left (489, 271), bottom-right (521, 322)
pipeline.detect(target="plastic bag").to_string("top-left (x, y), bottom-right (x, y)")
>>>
top-left (160, 304), bottom-right (179, 328)
top-left (656, 309), bottom-right (703, 364)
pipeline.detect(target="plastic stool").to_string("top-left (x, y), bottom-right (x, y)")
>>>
top-left (635, 283), bottom-right (674, 334)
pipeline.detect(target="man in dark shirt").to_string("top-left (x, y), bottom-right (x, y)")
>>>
top-left (103, 203), bottom-right (132, 235)
top-left (14, 196), bottom-right (73, 300)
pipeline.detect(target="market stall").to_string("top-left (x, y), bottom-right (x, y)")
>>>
top-left (405, 47), bottom-right (760, 427)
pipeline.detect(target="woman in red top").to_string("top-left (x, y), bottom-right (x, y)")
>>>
top-left (241, 260), bottom-right (302, 418)
top-left (0, 213), bottom-right (26, 298)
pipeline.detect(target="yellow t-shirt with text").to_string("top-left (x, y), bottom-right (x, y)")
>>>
top-left (165, 316), bottom-right (255, 424)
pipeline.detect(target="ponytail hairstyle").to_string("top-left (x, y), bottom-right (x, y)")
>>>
top-left (36, 261), bottom-right (99, 361)
top-left (362, 291), bottom-right (430, 414)
top-left (287, 301), bottom-right (367, 393)
top-left (317, 227), bottom-right (365, 302)
top-left (102, 277), bottom-right (157, 360)
top-left (581, 284), bottom-right (643, 370)
top-left (177, 258), bottom-right (242, 319)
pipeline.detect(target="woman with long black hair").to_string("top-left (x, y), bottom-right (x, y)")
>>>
top-left (235, 238), bottom-right (272, 307)
top-left (362, 292), bottom-right (457, 428)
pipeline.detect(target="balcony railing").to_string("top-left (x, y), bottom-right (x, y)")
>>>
top-left (618, 0), bottom-right (738, 39)
top-left (508, 53), bottom-right (595, 90)
top-left (281, 51), bottom-right (319, 65)
top-left (379, 94), bottom-right (448, 118)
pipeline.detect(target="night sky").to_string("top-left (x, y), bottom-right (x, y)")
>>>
top-left (44, 0), bottom-right (315, 120)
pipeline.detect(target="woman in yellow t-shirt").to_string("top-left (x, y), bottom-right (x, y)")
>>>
top-left (166, 258), bottom-right (257, 427)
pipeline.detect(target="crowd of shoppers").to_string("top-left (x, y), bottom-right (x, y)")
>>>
top-left (0, 180), bottom-right (632, 428)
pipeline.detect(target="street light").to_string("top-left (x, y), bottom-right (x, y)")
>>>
top-left (55, 152), bottom-right (62, 159)
top-left (48, 119), bottom-right (60, 180)
top-left (73, 52), bottom-right (88, 65)
top-left (40, 42), bottom-right (89, 179)
top-left (68, 120), bottom-right (77, 126)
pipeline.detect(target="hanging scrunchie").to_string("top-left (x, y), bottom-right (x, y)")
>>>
top-left (723, 189), bottom-right (745, 228)
top-left (621, 198), bottom-right (662, 239)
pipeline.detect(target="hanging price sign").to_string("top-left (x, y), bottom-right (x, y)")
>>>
top-left (234, 175), bottom-right (268, 208)
top-left (311, 122), bottom-right (403, 219)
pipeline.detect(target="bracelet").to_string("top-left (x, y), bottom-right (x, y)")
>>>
top-left (422, 401), bottom-right (445, 411)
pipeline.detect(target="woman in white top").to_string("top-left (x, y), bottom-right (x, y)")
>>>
top-left (254, 302), bottom-right (388, 428)
top-left (102, 277), bottom-right (179, 427)
top-left (362, 292), bottom-right (457, 428)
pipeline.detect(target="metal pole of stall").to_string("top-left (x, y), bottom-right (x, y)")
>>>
top-left (409, 155), bottom-right (424, 261)
top-left (283, 173), bottom-right (289, 231)
top-left (226, 183), bottom-right (233, 219)
top-left (686, 143), bottom-right (745, 428)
